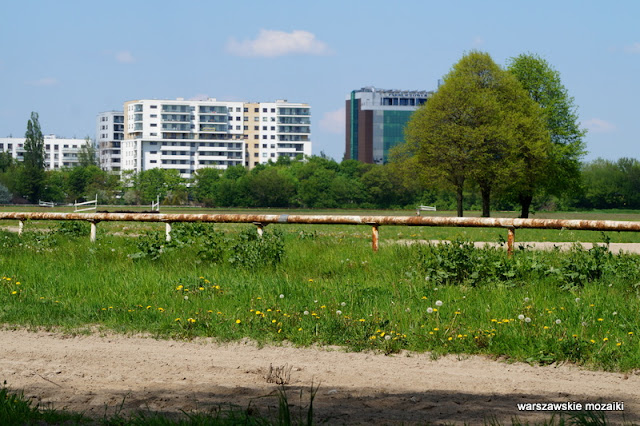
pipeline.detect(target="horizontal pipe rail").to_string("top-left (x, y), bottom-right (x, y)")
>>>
top-left (2, 212), bottom-right (639, 254)
top-left (1, 212), bottom-right (640, 231)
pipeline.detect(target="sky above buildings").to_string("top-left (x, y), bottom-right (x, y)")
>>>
top-left (0, 0), bottom-right (638, 162)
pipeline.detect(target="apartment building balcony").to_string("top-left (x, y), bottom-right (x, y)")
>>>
top-left (277, 126), bottom-right (310, 134)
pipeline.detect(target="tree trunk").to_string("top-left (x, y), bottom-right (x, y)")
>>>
top-left (481, 187), bottom-right (491, 217)
top-left (456, 186), bottom-right (464, 217)
top-left (519, 193), bottom-right (533, 218)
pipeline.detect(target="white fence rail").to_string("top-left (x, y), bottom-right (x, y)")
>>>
top-left (74, 195), bottom-right (98, 212)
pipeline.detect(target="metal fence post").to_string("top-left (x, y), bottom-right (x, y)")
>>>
top-left (507, 227), bottom-right (515, 257)
top-left (371, 224), bottom-right (380, 252)
top-left (89, 221), bottom-right (97, 243)
top-left (165, 222), bottom-right (172, 242)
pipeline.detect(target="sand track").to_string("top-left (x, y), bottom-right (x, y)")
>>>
top-left (1, 330), bottom-right (639, 424)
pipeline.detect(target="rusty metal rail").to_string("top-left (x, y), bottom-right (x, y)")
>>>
top-left (2, 212), bottom-right (640, 254)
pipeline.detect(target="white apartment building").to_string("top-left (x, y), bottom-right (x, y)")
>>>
top-left (119, 98), bottom-right (311, 178)
top-left (96, 111), bottom-right (124, 172)
top-left (0, 135), bottom-right (92, 170)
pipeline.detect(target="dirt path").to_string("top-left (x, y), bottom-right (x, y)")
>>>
top-left (1, 330), bottom-right (638, 424)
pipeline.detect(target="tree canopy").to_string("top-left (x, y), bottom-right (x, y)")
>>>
top-left (406, 51), bottom-right (550, 217)
top-left (19, 112), bottom-right (46, 203)
top-left (507, 53), bottom-right (586, 217)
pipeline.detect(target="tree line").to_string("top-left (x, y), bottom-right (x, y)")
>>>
top-left (0, 147), bottom-right (637, 212)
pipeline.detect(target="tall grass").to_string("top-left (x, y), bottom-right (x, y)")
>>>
top-left (1, 223), bottom-right (639, 371)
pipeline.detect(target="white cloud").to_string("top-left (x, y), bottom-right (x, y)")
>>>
top-left (28, 77), bottom-right (58, 86)
top-left (624, 42), bottom-right (640, 54)
top-left (226, 29), bottom-right (332, 57)
top-left (583, 118), bottom-right (616, 133)
top-left (116, 51), bottom-right (135, 63)
top-left (319, 108), bottom-right (345, 134)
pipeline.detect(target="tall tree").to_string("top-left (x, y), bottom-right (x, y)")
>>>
top-left (406, 51), bottom-right (549, 217)
top-left (507, 53), bottom-right (586, 217)
top-left (20, 112), bottom-right (46, 202)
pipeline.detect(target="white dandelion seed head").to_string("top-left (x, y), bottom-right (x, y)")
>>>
top-left (279, 294), bottom-right (284, 299)
top-left (582, 322), bottom-right (588, 327)
top-left (524, 297), bottom-right (530, 303)
top-left (427, 307), bottom-right (434, 314)
top-left (341, 302), bottom-right (346, 306)
top-left (435, 300), bottom-right (443, 307)
top-left (555, 319), bottom-right (561, 325)
top-left (405, 308), bottom-right (411, 312)
top-left (184, 296), bottom-right (188, 300)
top-left (303, 310), bottom-right (309, 315)
top-left (336, 310), bottom-right (342, 315)
top-left (384, 335), bottom-right (391, 341)
top-left (575, 298), bottom-right (581, 303)
top-left (525, 317), bottom-right (531, 323)
top-left (518, 314), bottom-right (525, 320)
top-left (613, 311), bottom-right (617, 316)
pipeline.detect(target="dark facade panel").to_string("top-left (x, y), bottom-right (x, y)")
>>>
top-left (359, 110), bottom-right (373, 164)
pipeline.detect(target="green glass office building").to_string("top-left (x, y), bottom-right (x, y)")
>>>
top-left (345, 87), bottom-right (433, 164)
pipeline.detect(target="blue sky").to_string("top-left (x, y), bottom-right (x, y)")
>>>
top-left (0, 0), bottom-right (638, 162)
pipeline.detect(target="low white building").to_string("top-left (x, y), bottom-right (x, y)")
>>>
top-left (0, 135), bottom-right (92, 170)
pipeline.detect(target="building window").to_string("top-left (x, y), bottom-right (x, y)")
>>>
top-left (253, 117), bottom-right (259, 122)
top-left (262, 126), bottom-right (267, 130)
top-left (271, 153), bottom-right (275, 157)
top-left (262, 135), bottom-right (267, 139)
top-left (254, 126), bottom-right (259, 130)
top-left (243, 107), bottom-right (248, 112)
top-left (254, 135), bottom-right (259, 139)
top-left (271, 135), bottom-right (275, 139)
top-left (262, 144), bottom-right (267, 148)
top-left (271, 108), bottom-right (275, 113)
top-left (150, 123), bottom-right (157, 127)
top-left (243, 117), bottom-right (248, 121)
top-left (270, 126), bottom-right (275, 131)
top-left (243, 126), bottom-right (248, 130)
top-left (150, 105), bottom-right (157, 109)
top-left (254, 108), bottom-right (259, 113)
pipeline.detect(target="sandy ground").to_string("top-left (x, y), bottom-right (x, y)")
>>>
top-left (1, 330), bottom-right (639, 425)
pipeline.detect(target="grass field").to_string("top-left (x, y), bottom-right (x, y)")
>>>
top-left (1, 208), bottom-right (639, 424)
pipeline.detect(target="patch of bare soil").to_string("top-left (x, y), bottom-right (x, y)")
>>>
top-left (1, 330), bottom-right (638, 424)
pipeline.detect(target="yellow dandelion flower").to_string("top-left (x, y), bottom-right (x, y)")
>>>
top-left (11, 291), bottom-right (17, 295)
top-left (457, 334), bottom-right (463, 338)
top-left (447, 337), bottom-right (453, 341)
top-left (272, 319), bottom-right (276, 323)
top-left (298, 328), bottom-right (302, 331)
top-left (597, 318), bottom-right (604, 322)
top-left (158, 307), bottom-right (164, 312)
top-left (603, 337), bottom-right (608, 342)
top-left (628, 332), bottom-right (634, 336)
top-left (16, 282), bottom-right (20, 285)
top-left (617, 342), bottom-right (622, 346)
top-left (543, 326), bottom-right (549, 330)
top-left (359, 319), bottom-right (365, 322)
top-left (146, 306), bottom-right (151, 309)
top-left (433, 327), bottom-right (439, 331)
top-left (429, 331), bottom-right (434, 335)
top-left (590, 339), bottom-right (596, 343)
top-left (235, 319), bottom-right (241, 324)
top-left (369, 335), bottom-right (376, 340)
top-left (187, 318), bottom-right (196, 323)
top-left (175, 318), bottom-right (181, 322)
top-left (255, 310), bottom-right (261, 315)
top-left (308, 279), bottom-right (313, 282)
top-left (199, 287), bottom-right (204, 291)
top-left (207, 310), bottom-right (213, 313)
top-left (176, 285), bottom-right (183, 290)
top-left (421, 296), bottom-right (427, 299)
top-left (267, 308), bottom-right (272, 312)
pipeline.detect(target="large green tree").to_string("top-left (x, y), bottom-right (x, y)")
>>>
top-left (19, 112), bottom-right (46, 203)
top-left (507, 53), bottom-right (586, 217)
top-left (406, 51), bottom-right (549, 217)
